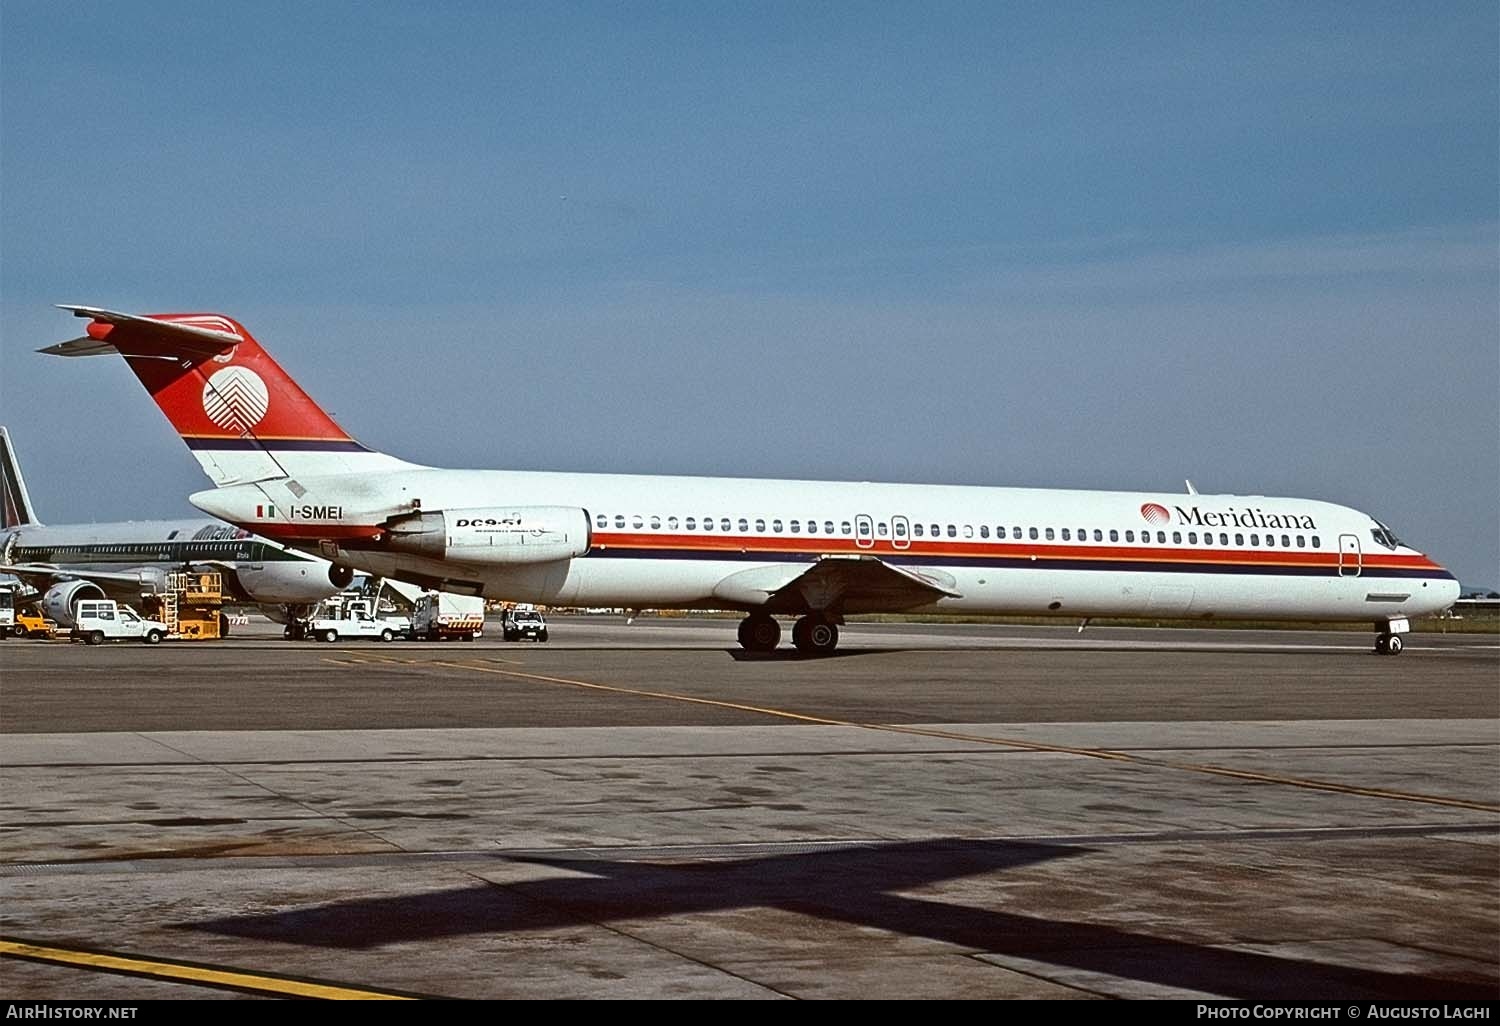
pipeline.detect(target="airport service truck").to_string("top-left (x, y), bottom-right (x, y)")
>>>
top-left (300, 597), bottom-right (410, 643)
top-left (412, 591), bottom-right (485, 641)
top-left (70, 600), bottom-right (170, 645)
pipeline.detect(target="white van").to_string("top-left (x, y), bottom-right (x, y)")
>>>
top-left (71, 600), bottom-right (169, 645)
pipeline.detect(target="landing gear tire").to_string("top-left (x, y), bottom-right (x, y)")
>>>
top-left (1376, 633), bottom-right (1403, 656)
top-left (737, 614), bottom-right (781, 652)
top-left (792, 615), bottom-right (839, 655)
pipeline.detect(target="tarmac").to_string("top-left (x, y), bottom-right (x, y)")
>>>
top-left (1, 617), bottom-right (1496, 999)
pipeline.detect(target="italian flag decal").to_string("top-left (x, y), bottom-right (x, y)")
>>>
top-left (256, 504), bottom-right (276, 518)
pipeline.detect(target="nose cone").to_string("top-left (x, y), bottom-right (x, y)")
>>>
top-left (1432, 574), bottom-right (1461, 612)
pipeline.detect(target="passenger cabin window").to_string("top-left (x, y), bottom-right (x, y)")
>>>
top-left (686, 517), bottom-right (696, 530)
top-left (1124, 530), bottom-right (1134, 543)
top-left (876, 523), bottom-right (887, 537)
top-left (1250, 534), bottom-right (1259, 546)
top-left (614, 515), bottom-right (626, 529)
top-left (914, 523), bottom-right (925, 537)
top-left (1188, 531), bottom-right (1197, 544)
top-left (1044, 528), bottom-right (1054, 541)
top-left (825, 521), bottom-right (835, 534)
top-left (1093, 529), bottom-right (1103, 541)
top-left (841, 522), bottom-right (852, 535)
top-left (650, 516), bottom-right (661, 530)
top-left (790, 521), bottom-right (800, 533)
top-left (1296, 535), bottom-right (1305, 548)
top-left (738, 519), bottom-right (748, 533)
top-left (1028, 527), bottom-right (1038, 540)
top-left (668, 516), bottom-right (679, 530)
top-left (772, 520), bottom-right (783, 532)
top-left (632, 515), bottom-right (643, 529)
top-left (1109, 529), bottom-right (1119, 542)
top-left (1281, 534), bottom-right (1290, 547)
top-left (755, 519), bottom-right (765, 532)
top-left (1061, 528), bottom-right (1070, 541)
top-left (979, 526), bottom-right (989, 539)
top-left (806, 519), bottom-right (817, 534)
top-left (895, 522), bottom-right (908, 537)
top-left (1172, 531), bottom-right (1181, 544)
top-left (1235, 533), bottom-right (1244, 546)
top-left (596, 514), bottom-right (608, 529)
top-left (1311, 536), bottom-right (1321, 548)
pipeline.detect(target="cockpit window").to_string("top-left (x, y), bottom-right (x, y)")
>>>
top-left (1370, 519), bottom-right (1403, 551)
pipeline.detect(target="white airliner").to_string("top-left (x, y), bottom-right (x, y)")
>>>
top-left (42, 305), bottom-right (1459, 655)
top-left (0, 424), bottom-right (350, 628)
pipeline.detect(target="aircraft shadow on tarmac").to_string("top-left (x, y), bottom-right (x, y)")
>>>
top-left (178, 839), bottom-right (1492, 1000)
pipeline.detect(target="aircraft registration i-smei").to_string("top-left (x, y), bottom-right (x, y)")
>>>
top-left (41, 305), bottom-right (1460, 655)
top-left (0, 424), bottom-right (351, 629)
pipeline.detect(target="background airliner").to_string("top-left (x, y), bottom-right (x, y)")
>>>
top-left (42, 306), bottom-right (1459, 654)
top-left (0, 425), bottom-right (349, 628)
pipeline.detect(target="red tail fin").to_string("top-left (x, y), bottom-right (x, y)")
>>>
top-left (45, 306), bottom-right (409, 486)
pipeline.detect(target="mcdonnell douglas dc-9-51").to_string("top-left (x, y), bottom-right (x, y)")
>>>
top-left (41, 305), bottom-right (1458, 655)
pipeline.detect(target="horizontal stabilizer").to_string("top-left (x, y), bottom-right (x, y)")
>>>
top-left (42, 306), bottom-right (245, 360)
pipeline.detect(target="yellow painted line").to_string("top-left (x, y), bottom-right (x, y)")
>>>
top-left (0, 938), bottom-right (415, 1000)
top-left (420, 657), bottom-right (1500, 814)
top-left (428, 659), bottom-right (853, 726)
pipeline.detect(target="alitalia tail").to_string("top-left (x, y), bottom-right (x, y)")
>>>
top-left (43, 305), bottom-right (1459, 655)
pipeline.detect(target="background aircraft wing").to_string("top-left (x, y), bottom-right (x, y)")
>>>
top-left (1, 564), bottom-right (166, 601)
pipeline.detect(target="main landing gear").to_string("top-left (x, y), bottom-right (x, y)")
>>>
top-left (736, 613), bottom-right (840, 655)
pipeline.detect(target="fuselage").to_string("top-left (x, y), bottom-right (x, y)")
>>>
top-left (0, 518), bottom-right (343, 607)
top-left (191, 467), bottom-right (1460, 623)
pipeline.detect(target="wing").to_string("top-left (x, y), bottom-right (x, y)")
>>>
top-left (713, 555), bottom-right (961, 615)
top-left (1, 564), bottom-right (163, 601)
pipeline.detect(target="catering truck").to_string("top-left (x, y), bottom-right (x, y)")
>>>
top-left (412, 591), bottom-right (485, 641)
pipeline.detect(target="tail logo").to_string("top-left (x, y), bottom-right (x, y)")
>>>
top-left (1140, 503), bottom-right (1170, 525)
top-left (202, 366), bottom-right (270, 432)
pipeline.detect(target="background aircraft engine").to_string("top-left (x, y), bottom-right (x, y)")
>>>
top-left (383, 506), bottom-right (591, 565)
top-left (233, 561), bottom-right (349, 605)
top-left (41, 580), bottom-right (105, 627)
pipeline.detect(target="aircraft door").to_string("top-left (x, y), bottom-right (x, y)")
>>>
top-left (891, 515), bottom-right (911, 550)
top-left (1338, 534), bottom-right (1361, 576)
top-left (855, 514), bottom-right (874, 549)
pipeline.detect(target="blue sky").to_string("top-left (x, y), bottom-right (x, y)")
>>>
top-left (2, 2), bottom-right (1497, 585)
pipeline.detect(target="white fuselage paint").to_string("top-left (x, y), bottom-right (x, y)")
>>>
top-left (192, 467), bottom-right (1460, 624)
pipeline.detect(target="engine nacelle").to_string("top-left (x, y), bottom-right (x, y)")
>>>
top-left (42, 580), bottom-right (105, 628)
top-left (383, 506), bottom-right (591, 565)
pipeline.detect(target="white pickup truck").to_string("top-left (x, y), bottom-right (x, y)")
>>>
top-left (301, 598), bottom-right (410, 643)
top-left (71, 600), bottom-right (170, 645)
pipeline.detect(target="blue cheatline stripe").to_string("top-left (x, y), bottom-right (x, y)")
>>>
top-left (585, 546), bottom-right (1455, 581)
top-left (182, 437), bottom-right (371, 452)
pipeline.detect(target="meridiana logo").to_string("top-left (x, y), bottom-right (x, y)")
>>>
top-left (202, 366), bottom-right (269, 432)
top-left (1140, 503), bottom-right (1170, 525)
